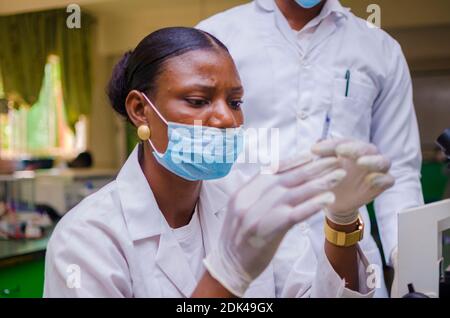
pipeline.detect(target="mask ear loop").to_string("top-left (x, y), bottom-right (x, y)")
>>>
top-left (141, 92), bottom-right (168, 156)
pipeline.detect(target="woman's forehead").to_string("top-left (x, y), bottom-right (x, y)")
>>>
top-left (157, 49), bottom-right (242, 89)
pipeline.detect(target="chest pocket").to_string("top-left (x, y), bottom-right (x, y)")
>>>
top-left (330, 76), bottom-right (377, 141)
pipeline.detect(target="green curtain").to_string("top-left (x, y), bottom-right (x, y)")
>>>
top-left (27, 60), bottom-right (57, 151)
top-left (0, 11), bottom-right (55, 106)
top-left (55, 12), bottom-right (94, 128)
top-left (0, 9), bottom-right (94, 128)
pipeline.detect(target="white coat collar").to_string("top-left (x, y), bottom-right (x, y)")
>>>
top-left (116, 144), bottom-right (164, 241)
top-left (255, 0), bottom-right (349, 57)
top-left (117, 144), bottom-right (231, 297)
top-left (116, 143), bottom-right (229, 242)
top-left (255, 0), bottom-right (349, 20)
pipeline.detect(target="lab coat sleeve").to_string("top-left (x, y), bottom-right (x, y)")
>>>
top-left (274, 225), bottom-right (374, 298)
top-left (43, 212), bottom-right (133, 298)
top-left (272, 225), bottom-right (317, 297)
top-left (310, 245), bottom-right (375, 298)
top-left (371, 40), bottom-right (424, 265)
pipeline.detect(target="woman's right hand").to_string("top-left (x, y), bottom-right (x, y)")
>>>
top-left (203, 153), bottom-right (346, 297)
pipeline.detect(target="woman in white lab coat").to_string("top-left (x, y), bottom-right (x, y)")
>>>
top-left (44, 27), bottom-right (394, 298)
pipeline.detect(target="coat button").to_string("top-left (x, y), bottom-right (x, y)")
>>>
top-left (299, 222), bottom-right (309, 232)
top-left (297, 111), bottom-right (308, 120)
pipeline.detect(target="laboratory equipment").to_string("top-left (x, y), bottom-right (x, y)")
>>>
top-left (396, 199), bottom-right (450, 298)
top-left (34, 169), bottom-right (116, 215)
top-left (402, 284), bottom-right (429, 298)
top-left (436, 128), bottom-right (450, 160)
top-left (437, 128), bottom-right (450, 200)
top-left (0, 172), bottom-right (52, 240)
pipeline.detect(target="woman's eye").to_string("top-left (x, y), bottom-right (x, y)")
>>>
top-left (230, 100), bottom-right (243, 109)
top-left (185, 98), bottom-right (209, 107)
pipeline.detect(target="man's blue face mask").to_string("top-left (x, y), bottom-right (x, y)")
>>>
top-left (294, 0), bottom-right (322, 9)
top-left (141, 93), bottom-right (244, 181)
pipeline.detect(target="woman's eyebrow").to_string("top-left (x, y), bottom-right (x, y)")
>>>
top-left (183, 84), bottom-right (215, 92)
top-left (230, 86), bottom-right (244, 93)
top-left (182, 84), bottom-right (244, 93)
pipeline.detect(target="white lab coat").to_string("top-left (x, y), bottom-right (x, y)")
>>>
top-left (197, 0), bottom-right (424, 296)
top-left (44, 145), bottom-right (374, 298)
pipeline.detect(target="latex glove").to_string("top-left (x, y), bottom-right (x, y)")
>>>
top-left (390, 246), bottom-right (399, 298)
top-left (203, 153), bottom-right (346, 297)
top-left (312, 139), bottom-right (395, 224)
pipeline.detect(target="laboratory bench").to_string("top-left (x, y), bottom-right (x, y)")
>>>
top-left (0, 168), bottom-right (117, 298)
top-left (0, 230), bottom-right (51, 298)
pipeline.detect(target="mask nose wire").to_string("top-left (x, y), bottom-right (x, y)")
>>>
top-left (141, 92), bottom-right (168, 126)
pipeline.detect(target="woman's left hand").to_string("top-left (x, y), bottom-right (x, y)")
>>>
top-left (311, 139), bottom-right (395, 224)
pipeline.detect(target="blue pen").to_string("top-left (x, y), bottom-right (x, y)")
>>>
top-left (321, 111), bottom-right (331, 140)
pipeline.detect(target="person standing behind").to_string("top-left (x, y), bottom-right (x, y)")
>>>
top-left (197, 0), bottom-right (424, 297)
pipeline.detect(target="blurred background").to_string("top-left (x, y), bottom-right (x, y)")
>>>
top-left (0, 0), bottom-right (449, 297)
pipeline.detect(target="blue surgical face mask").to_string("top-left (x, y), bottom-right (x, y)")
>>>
top-left (141, 93), bottom-right (244, 181)
top-left (294, 0), bottom-right (322, 9)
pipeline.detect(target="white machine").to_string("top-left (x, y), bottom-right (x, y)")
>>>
top-left (397, 199), bottom-right (450, 297)
top-left (0, 169), bottom-right (116, 216)
top-left (34, 168), bottom-right (116, 215)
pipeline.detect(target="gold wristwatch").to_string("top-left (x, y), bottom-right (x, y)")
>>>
top-left (324, 215), bottom-right (364, 247)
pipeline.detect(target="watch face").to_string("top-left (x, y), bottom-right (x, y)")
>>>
top-left (357, 216), bottom-right (365, 229)
top-left (357, 216), bottom-right (364, 241)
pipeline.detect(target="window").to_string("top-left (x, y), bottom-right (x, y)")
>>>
top-left (0, 55), bottom-right (86, 159)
